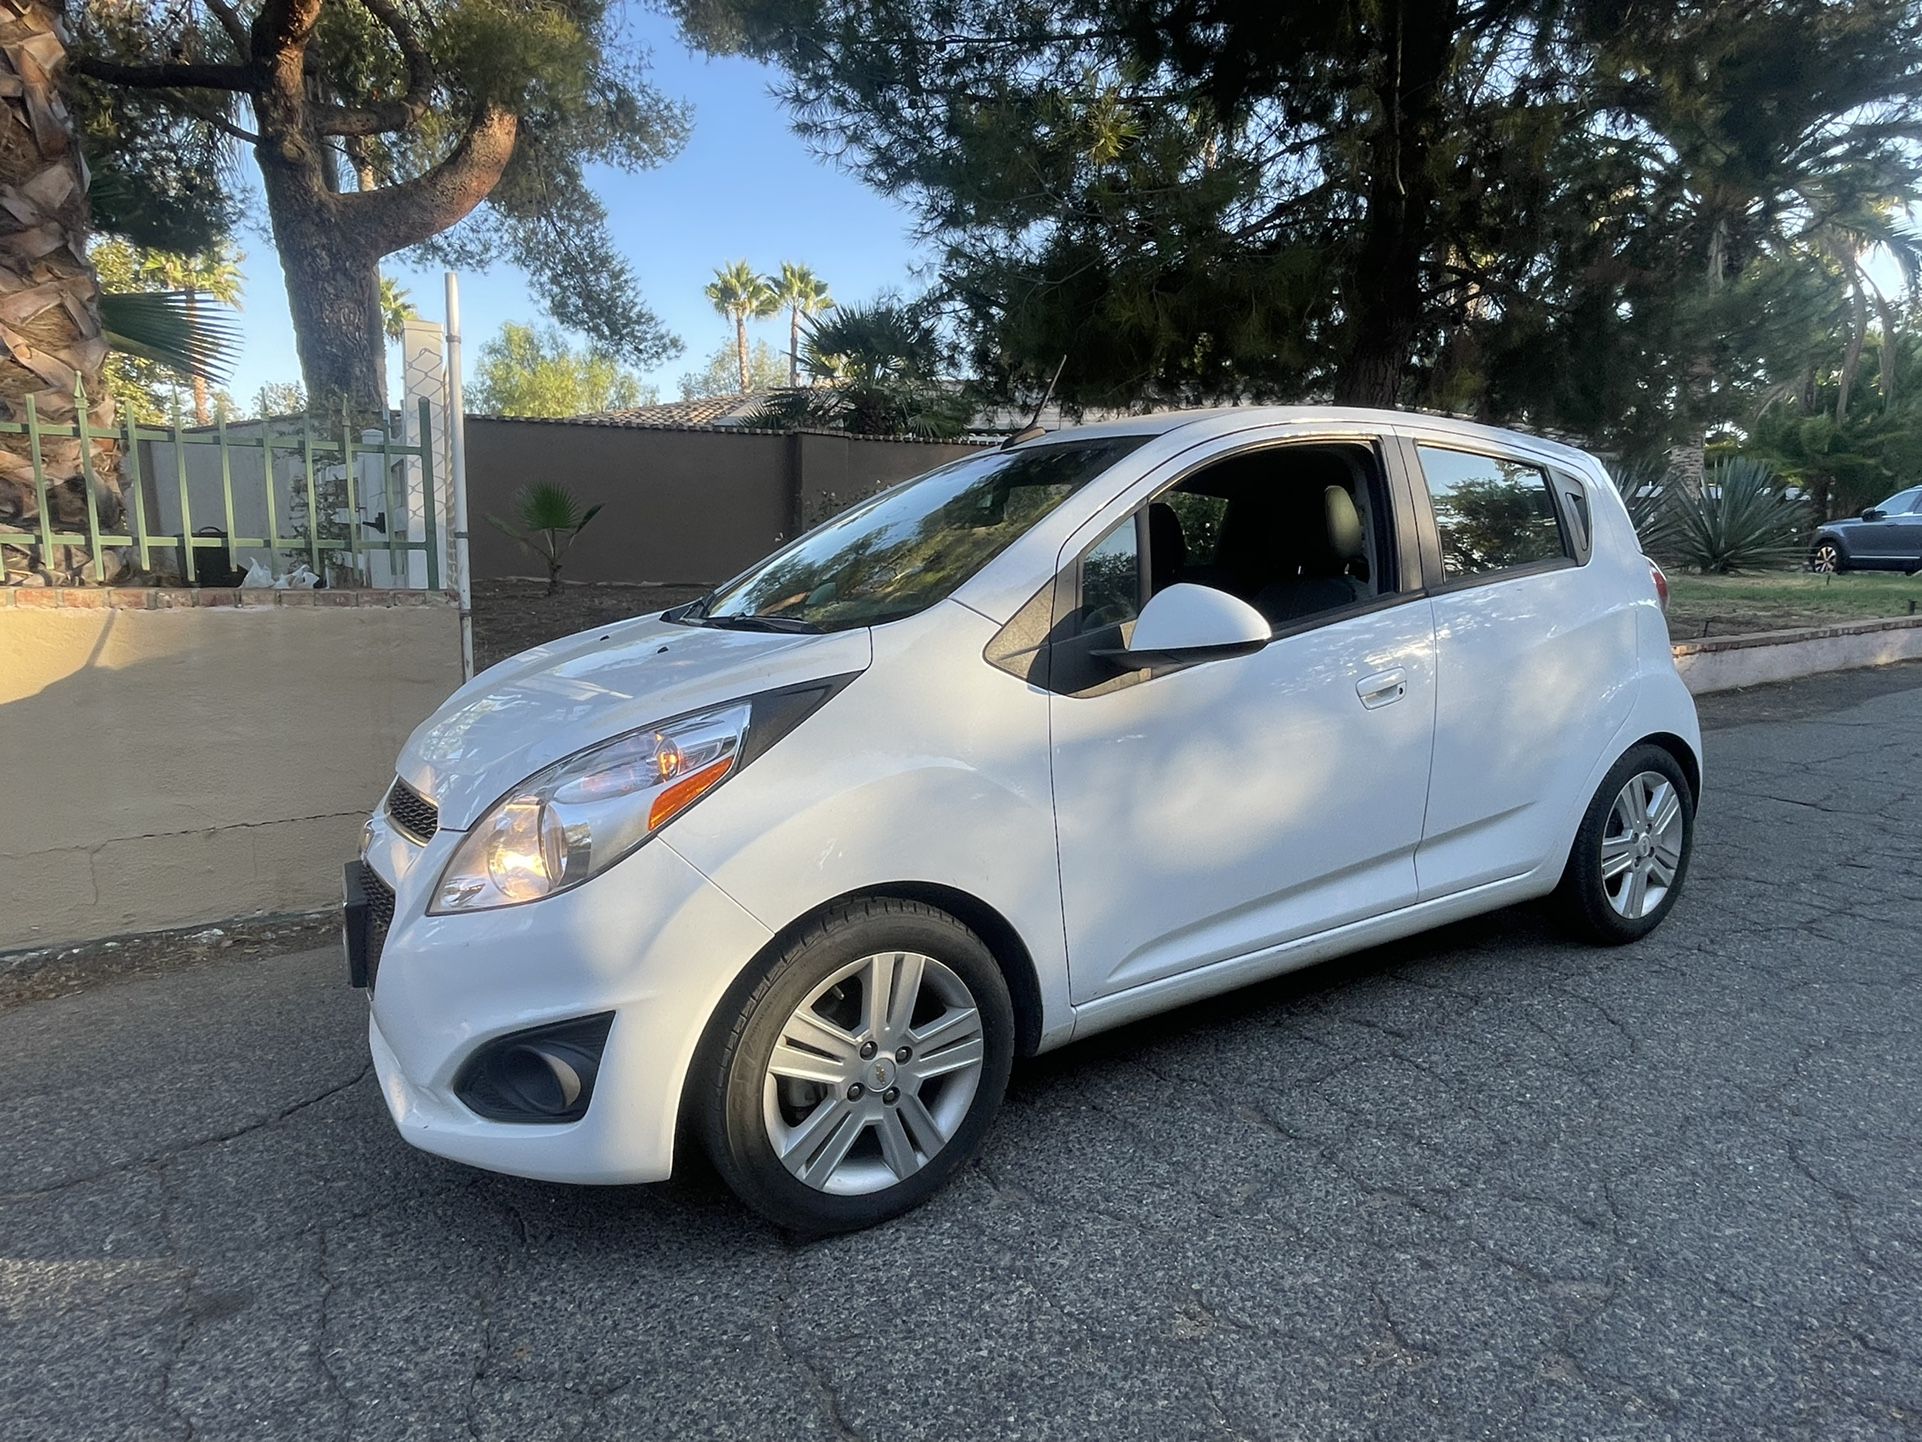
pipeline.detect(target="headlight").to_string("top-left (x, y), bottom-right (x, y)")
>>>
top-left (432, 701), bottom-right (751, 913)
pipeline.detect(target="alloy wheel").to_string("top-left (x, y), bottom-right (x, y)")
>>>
top-left (1811, 542), bottom-right (1841, 573)
top-left (1600, 771), bottom-right (1685, 919)
top-left (761, 951), bottom-right (986, 1195)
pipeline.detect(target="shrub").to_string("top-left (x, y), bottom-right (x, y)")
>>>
top-left (1665, 457), bottom-right (1807, 574)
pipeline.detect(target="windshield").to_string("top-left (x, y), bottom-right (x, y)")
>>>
top-left (686, 437), bottom-right (1149, 632)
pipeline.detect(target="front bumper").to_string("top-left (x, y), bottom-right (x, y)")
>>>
top-left (359, 812), bottom-right (772, 1185)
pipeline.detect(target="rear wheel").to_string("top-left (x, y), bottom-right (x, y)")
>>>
top-left (696, 898), bottom-right (1014, 1234)
top-left (1556, 744), bottom-right (1694, 945)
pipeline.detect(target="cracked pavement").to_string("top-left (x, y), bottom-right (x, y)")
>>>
top-left (4, 663), bottom-right (1920, 1441)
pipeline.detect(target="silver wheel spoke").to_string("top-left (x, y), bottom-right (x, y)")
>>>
top-left (1624, 862), bottom-right (1650, 918)
top-left (1648, 854), bottom-right (1676, 888)
top-left (909, 1005), bottom-right (981, 1053)
top-left (875, 1110), bottom-right (919, 1180)
top-left (1600, 835), bottom-right (1638, 879)
top-left (911, 1033), bottom-right (984, 1081)
top-left (883, 952), bottom-right (924, 1039)
top-left (768, 1041), bottom-right (849, 1086)
top-left (795, 1105), bottom-right (866, 1188)
top-left (781, 1098), bottom-right (862, 1181)
top-left (783, 1008), bottom-right (862, 1063)
top-left (1648, 784), bottom-right (1681, 835)
top-left (1653, 834), bottom-right (1683, 871)
top-left (895, 1089), bottom-right (944, 1155)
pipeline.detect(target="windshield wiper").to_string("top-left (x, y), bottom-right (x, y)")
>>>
top-left (698, 613), bottom-right (825, 633)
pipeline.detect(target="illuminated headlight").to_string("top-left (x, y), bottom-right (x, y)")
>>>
top-left (432, 701), bottom-right (751, 913)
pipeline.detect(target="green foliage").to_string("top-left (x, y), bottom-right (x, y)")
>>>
top-left (705, 261), bottom-right (779, 327)
top-left (486, 481), bottom-right (604, 592)
top-left (1606, 457), bottom-right (1677, 557)
top-left (380, 278), bottom-right (420, 344)
top-left (73, 0), bottom-right (690, 369)
top-left (469, 323), bottom-right (653, 417)
top-left (1664, 458), bottom-right (1809, 575)
top-left (673, 0), bottom-right (1922, 445)
top-left (679, 340), bottom-right (787, 400)
top-left (747, 302), bottom-right (974, 438)
top-left (88, 239), bottom-right (243, 424)
top-left (1747, 328), bottom-right (1922, 520)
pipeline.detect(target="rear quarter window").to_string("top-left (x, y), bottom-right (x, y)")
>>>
top-left (1416, 445), bottom-right (1569, 580)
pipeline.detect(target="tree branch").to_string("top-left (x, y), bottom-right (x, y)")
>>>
top-left (315, 0), bottom-right (434, 134)
top-left (341, 103), bottom-right (519, 254)
top-left (202, 0), bottom-right (252, 56)
top-left (70, 55), bottom-right (253, 90)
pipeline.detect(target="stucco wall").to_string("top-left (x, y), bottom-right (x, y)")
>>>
top-left (0, 589), bottom-right (461, 950)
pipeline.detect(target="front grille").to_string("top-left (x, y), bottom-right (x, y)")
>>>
top-left (360, 863), bottom-right (395, 989)
top-left (386, 778), bottom-right (438, 843)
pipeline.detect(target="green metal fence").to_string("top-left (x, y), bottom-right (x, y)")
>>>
top-left (0, 386), bottom-right (442, 588)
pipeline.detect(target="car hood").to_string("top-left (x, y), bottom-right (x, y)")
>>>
top-left (398, 613), bottom-right (873, 829)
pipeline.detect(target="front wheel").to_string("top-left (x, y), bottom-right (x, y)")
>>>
top-left (1556, 744), bottom-right (1695, 945)
top-left (696, 898), bottom-right (1014, 1234)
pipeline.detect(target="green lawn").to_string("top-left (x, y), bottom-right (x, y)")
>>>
top-left (1665, 570), bottom-right (1922, 639)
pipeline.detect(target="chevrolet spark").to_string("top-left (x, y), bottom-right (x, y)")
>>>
top-left (346, 407), bottom-right (1701, 1233)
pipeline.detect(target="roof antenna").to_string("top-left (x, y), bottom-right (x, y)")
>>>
top-left (1001, 355), bottom-right (1067, 448)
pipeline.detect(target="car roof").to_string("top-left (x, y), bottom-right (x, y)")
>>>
top-left (1028, 405), bottom-right (1601, 471)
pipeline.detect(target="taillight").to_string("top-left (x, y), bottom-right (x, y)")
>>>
top-left (1647, 557), bottom-right (1669, 613)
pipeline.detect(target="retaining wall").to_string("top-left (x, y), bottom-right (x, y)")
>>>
top-left (0, 588), bottom-right (462, 949)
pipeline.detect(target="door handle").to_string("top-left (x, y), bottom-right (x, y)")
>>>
top-left (1356, 668), bottom-right (1407, 709)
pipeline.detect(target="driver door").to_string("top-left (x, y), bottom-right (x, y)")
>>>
top-left (1046, 433), bottom-right (1438, 1006)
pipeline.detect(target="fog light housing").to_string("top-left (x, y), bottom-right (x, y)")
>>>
top-left (454, 1013), bottom-right (614, 1123)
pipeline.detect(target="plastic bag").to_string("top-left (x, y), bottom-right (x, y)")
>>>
top-left (239, 560), bottom-right (275, 588)
top-left (279, 564), bottom-right (321, 589)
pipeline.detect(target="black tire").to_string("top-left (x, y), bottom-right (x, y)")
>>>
top-left (1810, 537), bottom-right (1848, 573)
top-left (695, 897), bottom-right (1014, 1235)
top-left (1555, 743), bottom-right (1696, 945)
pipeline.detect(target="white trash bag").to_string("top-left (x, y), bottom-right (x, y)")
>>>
top-left (279, 564), bottom-right (321, 589)
top-left (239, 560), bottom-right (275, 588)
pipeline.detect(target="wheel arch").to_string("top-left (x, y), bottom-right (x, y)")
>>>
top-left (1636, 730), bottom-right (1702, 801)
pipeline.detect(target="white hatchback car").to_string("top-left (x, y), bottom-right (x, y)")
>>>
top-left (347, 407), bottom-right (1701, 1232)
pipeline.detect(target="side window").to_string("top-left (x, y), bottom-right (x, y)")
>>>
top-left (1079, 516), bottom-right (1141, 629)
top-left (1891, 488), bottom-right (1922, 515)
top-left (1417, 446), bottom-right (1568, 580)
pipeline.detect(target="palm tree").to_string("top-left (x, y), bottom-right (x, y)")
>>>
top-left (768, 263), bottom-right (834, 388)
top-left (704, 261), bottom-right (779, 393)
top-left (133, 245), bottom-right (243, 424)
top-left (1, 0), bottom-right (118, 573)
top-left (380, 276), bottom-right (420, 345)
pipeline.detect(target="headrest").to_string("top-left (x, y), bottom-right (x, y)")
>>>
top-left (1323, 485), bottom-right (1364, 562)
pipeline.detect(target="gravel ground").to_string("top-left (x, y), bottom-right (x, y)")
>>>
top-left (3, 664), bottom-right (1920, 1441)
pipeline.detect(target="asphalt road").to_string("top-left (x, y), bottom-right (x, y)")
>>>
top-left (4, 665), bottom-right (1921, 1442)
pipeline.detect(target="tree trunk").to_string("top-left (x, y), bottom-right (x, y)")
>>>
top-left (276, 226), bottom-right (386, 414)
top-left (789, 306), bottom-right (800, 388)
top-left (1328, 0), bottom-right (1455, 408)
top-left (0, 0), bottom-right (119, 580)
top-left (736, 315), bottom-right (750, 393)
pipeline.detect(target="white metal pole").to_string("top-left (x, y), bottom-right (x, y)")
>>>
top-left (444, 271), bottom-right (475, 681)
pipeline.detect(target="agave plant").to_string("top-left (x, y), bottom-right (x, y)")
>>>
top-left (486, 483), bottom-right (603, 595)
top-left (1665, 457), bottom-right (1808, 574)
top-left (1605, 456), bottom-right (1675, 558)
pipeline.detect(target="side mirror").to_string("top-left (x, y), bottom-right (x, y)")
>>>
top-left (1861, 507), bottom-right (1885, 521)
top-left (1113, 583), bottom-right (1270, 666)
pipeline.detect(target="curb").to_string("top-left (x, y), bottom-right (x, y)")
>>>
top-left (1672, 614), bottom-right (1922, 694)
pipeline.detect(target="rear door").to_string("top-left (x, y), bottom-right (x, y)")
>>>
top-left (1399, 433), bottom-right (1640, 898)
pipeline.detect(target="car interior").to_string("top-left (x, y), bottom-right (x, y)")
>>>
top-left (1019, 440), bottom-right (1397, 696)
top-left (1145, 443), bottom-right (1389, 625)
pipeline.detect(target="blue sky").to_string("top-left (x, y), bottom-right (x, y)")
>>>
top-left (226, 5), bottom-right (930, 403)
